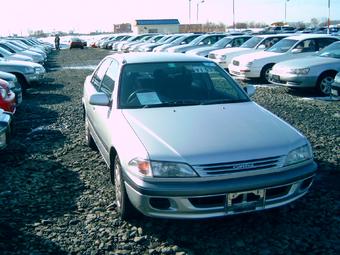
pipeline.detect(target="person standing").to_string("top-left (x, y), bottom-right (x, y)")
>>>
top-left (54, 34), bottom-right (60, 50)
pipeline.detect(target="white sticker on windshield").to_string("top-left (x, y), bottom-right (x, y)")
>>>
top-left (192, 66), bottom-right (215, 73)
top-left (136, 92), bottom-right (162, 105)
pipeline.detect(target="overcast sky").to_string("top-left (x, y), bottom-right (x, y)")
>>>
top-left (1, 0), bottom-right (339, 35)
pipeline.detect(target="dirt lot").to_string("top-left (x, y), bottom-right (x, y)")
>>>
top-left (0, 48), bottom-right (339, 255)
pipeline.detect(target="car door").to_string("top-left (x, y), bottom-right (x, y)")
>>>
top-left (84, 58), bottom-right (112, 147)
top-left (91, 59), bottom-right (120, 160)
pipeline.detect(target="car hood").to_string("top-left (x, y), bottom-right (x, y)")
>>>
top-left (122, 102), bottom-right (306, 165)
top-left (211, 47), bottom-right (248, 55)
top-left (235, 51), bottom-right (281, 63)
top-left (273, 56), bottom-right (340, 69)
top-left (0, 71), bottom-right (16, 81)
top-left (0, 58), bottom-right (41, 68)
top-left (170, 44), bottom-right (205, 52)
top-left (187, 46), bottom-right (219, 54)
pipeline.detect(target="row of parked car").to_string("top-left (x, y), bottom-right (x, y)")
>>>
top-left (92, 31), bottom-right (340, 96)
top-left (0, 37), bottom-right (53, 150)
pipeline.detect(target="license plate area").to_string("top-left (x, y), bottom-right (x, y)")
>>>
top-left (226, 189), bottom-right (265, 213)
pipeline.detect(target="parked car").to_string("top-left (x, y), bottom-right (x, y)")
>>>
top-left (82, 52), bottom-right (317, 220)
top-left (7, 39), bottom-right (47, 59)
top-left (127, 34), bottom-right (164, 52)
top-left (0, 46), bottom-right (34, 62)
top-left (331, 72), bottom-right (340, 97)
top-left (121, 34), bottom-right (159, 53)
top-left (153, 33), bottom-right (202, 52)
top-left (186, 35), bottom-right (252, 57)
top-left (269, 41), bottom-right (340, 95)
top-left (0, 78), bottom-right (16, 114)
top-left (0, 40), bottom-right (45, 64)
top-left (209, 34), bottom-right (288, 70)
top-left (167, 34), bottom-right (226, 53)
top-left (0, 58), bottom-right (46, 91)
top-left (0, 71), bottom-right (22, 105)
top-left (0, 108), bottom-right (11, 150)
top-left (138, 34), bottom-right (183, 52)
top-left (228, 34), bottom-right (339, 83)
top-left (69, 38), bottom-right (84, 49)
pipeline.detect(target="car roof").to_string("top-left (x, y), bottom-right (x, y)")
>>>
top-left (108, 52), bottom-right (209, 64)
top-left (282, 34), bottom-right (338, 40)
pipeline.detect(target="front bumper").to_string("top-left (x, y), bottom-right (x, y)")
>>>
top-left (228, 64), bottom-right (262, 79)
top-left (268, 71), bottom-right (318, 88)
top-left (124, 161), bottom-right (317, 219)
top-left (26, 71), bottom-right (45, 84)
top-left (0, 113), bottom-right (11, 150)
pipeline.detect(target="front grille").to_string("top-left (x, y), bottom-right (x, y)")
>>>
top-left (193, 156), bottom-right (285, 177)
top-left (233, 60), bottom-right (240, 66)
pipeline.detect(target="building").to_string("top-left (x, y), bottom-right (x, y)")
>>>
top-left (114, 23), bottom-right (132, 33)
top-left (133, 19), bottom-right (180, 34)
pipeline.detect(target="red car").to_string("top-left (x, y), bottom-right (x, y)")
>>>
top-left (0, 78), bottom-right (16, 114)
top-left (69, 37), bottom-right (84, 49)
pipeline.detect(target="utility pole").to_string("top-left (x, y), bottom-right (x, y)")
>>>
top-left (196, 0), bottom-right (205, 24)
top-left (284, 0), bottom-right (290, 25)
top-left (233, 0), bottom-right (235, 30)
top-left (189, 0), bottom-right (192, 24)
top-left (328, 0), bottom-right (331, 34)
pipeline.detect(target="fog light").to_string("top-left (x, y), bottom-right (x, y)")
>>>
top-left (149, 198), bottom-right (171, 210)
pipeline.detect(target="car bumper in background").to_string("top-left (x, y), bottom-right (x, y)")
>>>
top-left (228, 64), bottom-right (261, 79)
top-left (0, 113), bottom-right (11, 150)
top-left (269, 71), bottom-right (318, 88)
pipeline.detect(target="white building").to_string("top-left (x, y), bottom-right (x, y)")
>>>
top-left (133, 19), bottom-right (180, 34)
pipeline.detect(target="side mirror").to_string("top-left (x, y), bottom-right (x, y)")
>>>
top-left (292, 48), bottom-right (303, 54)
top-left (244, 85), bottom-right (256, 97)
top-left (257, 45), bottom-right (266, 50)
top-left (225, 44), bottom-right (232, 48)
top-left (89, 92), bottom-right (110, 106)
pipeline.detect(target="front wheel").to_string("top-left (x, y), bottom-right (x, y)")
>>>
top-left (85, 115), bottom-right (96, 150)
top-left (114, 156), bottom-right (139, 220)
top-left (261, 64), bottom-right (274, 84)
top-left (317, 73), bottom-right (335, 96)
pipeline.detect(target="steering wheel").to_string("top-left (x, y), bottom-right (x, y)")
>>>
top-left (127, 89), bottom-right (154, 104)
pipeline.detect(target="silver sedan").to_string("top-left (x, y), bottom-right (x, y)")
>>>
top-left (269, 41), bottom-right (340, 95)
top-left (82, 52), bottom-right (317, 220)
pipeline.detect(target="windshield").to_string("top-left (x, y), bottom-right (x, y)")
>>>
top-left (240, 37), bottom-right (262, 48)
top-left (6, 42), bottom-right (25, 52)
top-left (266, 39), bottom-right (298, 53)
top-left (0, 47), bottom-right (12, 56)
top-left (9, 40), bottom-right (29, 49)
top-left (189, 35), bottom-right (206, 45)
top-left (119, 61), bottom-right (249, 109)
top-left (317, 42), bottom-right (340, 59)
top-left (214, 37), bottom-right (232, 47)
top-left (0, 43), bottom-right (16, 53)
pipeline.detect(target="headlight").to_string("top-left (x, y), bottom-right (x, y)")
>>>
top-left (285, 144), bottom-right (312, 166)
top-left (128, 158), bottom-right (198, 177)
top-left (288, 68), bottom-right (310, 75)
top-left (24, 67), bottom-right (35, 74)
top-left (151, 161), bottom-right (198, 177)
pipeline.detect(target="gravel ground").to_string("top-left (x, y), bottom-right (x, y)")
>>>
top-left (0, 48), bottom-right (339, 255)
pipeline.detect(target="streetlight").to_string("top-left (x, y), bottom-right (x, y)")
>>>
top-left (189, 0), bottom-right (192, 24)
top-left (327, 0), bottom-right (331, 34)
top-left (196, 0), bottom-right (205, 24)
top-left (233, 0), bottom-right (235, 30)
top-left (284, 0), bottom-right (290, 25)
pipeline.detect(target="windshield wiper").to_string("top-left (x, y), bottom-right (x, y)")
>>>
top-left (200, 98), bottom-right (249, 105)
top-left (143, 100), bottom-right (201, 108)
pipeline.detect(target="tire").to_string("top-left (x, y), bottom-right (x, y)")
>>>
top-left (317, 72), bottom-right (335, 96)
top-left (113, 156), bottom-right (139, 220)
top-left (85, 115), bottom-right (96, 150)
top-left (15, 74), bottom-right (29, 93)
top-left (260, 64), bottom-right (274, 84)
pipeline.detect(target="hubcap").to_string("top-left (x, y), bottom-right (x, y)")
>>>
top-left (264, 67), bottom-right (272, 83)
top-left (320, 76), bottom-right (334, 95)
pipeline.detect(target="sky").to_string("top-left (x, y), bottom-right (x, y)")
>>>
top-left (1, 0), bottom-right (339, 36)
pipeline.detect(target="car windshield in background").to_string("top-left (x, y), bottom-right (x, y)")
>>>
top-left (317, 42), bottom-right (340, 59)
top-left (119, 61), bottom-right (249, 109)
top-left (213, 37), bottom-right (232, 48)
top-left (240, 36), bottom-right (263, 48)
top-left (266, 39), bottom-right (298, 53)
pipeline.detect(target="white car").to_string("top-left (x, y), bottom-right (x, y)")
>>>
top-left (228, 34), bottom-right (339, 83)
top-left (208, 34), bottom-right (288, 70)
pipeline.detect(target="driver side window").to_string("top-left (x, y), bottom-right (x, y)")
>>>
top-left (91, 59), bottom-right (112, 90)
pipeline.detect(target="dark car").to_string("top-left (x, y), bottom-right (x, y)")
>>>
top-left (0, 108), bottom-right (11, 150)
top-left (69, 38), bottom-right (84, 49)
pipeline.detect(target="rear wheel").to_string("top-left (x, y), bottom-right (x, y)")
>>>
top-left (317, 72), bottom-right (336, 96)
top-left (114, 156), bottom-right (139, 220)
